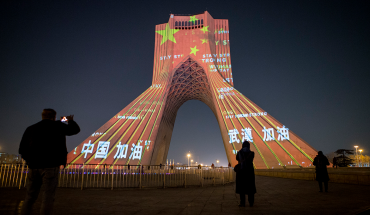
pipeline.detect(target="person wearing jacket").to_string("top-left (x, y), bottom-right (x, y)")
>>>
top-left (19, 109), bottom-right (80, 215)
top-left (235, 140), bottom-right (256, 207)
top-left (313, 151), bottom-right (330, 192)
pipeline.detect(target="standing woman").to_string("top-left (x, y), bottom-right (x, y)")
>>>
top-left (313, 151), bottom-right (330, 192)
top-left (235, 140), bottom-right (256, 207)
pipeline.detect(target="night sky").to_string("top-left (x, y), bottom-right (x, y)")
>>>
top-left (1, 1), bottom-right (369, 167)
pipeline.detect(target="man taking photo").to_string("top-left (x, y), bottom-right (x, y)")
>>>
top-left (19, 108), bottom-right (80, 215)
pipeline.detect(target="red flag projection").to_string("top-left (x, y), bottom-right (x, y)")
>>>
top-left (67, 11), bottom-right (317, 169)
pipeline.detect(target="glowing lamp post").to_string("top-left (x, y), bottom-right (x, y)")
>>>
top-left (191, 159), bottom-right (193, 166)
top-left (359, 149), bottom-right (363, 167)
top-left (354, 146), bottom-right (359, 167)
top-left (187, 153), bottom-right (190, 166)
top-left (216, 160), bottom-right (219, 167)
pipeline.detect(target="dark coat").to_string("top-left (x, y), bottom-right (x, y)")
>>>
top-left (313, 155), bottom-right (330, 182)
top-left (235, 150), bottom-right (256, 195)
top-left (19, 119), bottom-right (80, 169)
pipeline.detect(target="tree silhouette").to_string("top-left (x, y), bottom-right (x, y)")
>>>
top-left (334, 149), bottom-right (354, 167)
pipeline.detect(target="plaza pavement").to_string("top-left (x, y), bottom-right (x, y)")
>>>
top-left (1, 175), bottom-right (370, 215)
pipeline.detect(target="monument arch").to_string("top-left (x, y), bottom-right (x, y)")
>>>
top-left (67, 11), bottom-right (317, 168)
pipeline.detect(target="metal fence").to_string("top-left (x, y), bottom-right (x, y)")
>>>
top-left (0, 163), bottom-right (235, 189)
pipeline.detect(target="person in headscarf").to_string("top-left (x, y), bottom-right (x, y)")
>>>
top-left (235, 140), bottom-right (256, 207)
top-left (313, 151), bottom-right (330, 192)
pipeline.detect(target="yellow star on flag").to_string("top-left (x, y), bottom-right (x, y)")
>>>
top-left (189, 15), bottom-right (199, 24)
top-left (200, 26), bottom-right (210, 33)
top-left (155, 23), bottom-right (180, 45)
top-left (200, 39), bottom-right (208, 44)
top-left (190, 46), bottom-right (199, 56)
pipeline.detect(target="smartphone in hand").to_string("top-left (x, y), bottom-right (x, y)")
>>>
top-left (61, 116), bottom-right (68, 122)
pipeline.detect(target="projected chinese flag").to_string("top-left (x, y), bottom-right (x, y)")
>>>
top-left (67, 11), bottom-right (317, 169)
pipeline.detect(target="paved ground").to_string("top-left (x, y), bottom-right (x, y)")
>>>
top-left (1, 176), bottom-right (370, 215)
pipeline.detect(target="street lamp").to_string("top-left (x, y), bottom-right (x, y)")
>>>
top-left (187, 153), bottom-right (190, 166)
top-left (216, 160), bottom-right (219, 167)
top-left (359, 149), bottom-right (363, 167)
top-left (354, 146), bottom-right (359, 167)
top-left (191, 159), bottom-right (193, 166)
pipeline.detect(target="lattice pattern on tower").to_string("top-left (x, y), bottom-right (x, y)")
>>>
top-left (67, 11), bottom-right (319, 169)
top-left (163, 57), bottom-right (214, 124)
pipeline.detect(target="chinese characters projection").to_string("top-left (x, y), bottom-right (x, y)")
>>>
top-left (67, 11), bottom-right (317, 169)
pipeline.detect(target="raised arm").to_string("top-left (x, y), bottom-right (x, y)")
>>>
top-left (63, 120), bottom-right (80, 136)
top-left (19, 127), bottom-right (31, 160)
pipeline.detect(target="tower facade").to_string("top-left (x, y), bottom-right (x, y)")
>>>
top-left (67, 12), bottom-right (317, 168)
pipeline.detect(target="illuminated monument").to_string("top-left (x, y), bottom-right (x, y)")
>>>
top-left (67, 11), bottom-right (317, 169)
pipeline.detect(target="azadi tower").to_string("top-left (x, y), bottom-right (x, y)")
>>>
top-left (67, 11), bottom-right (317, 169)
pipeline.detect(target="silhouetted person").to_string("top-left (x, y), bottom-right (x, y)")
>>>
top-left (333, 157), bottom-right (338, 169)
top-left (19, 109), bottom-right (80, 215)
top-left (235, 141), bottom-right (256, 207)
top-left (313, 151), bottom-right (330, 192)
top-left (211, 163), bottom-right (215, 169)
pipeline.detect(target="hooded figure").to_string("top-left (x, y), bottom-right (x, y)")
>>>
top-left (235, 140), bottom-right (256, 207)
top-left (313, 151), bottom-right (330, 192)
